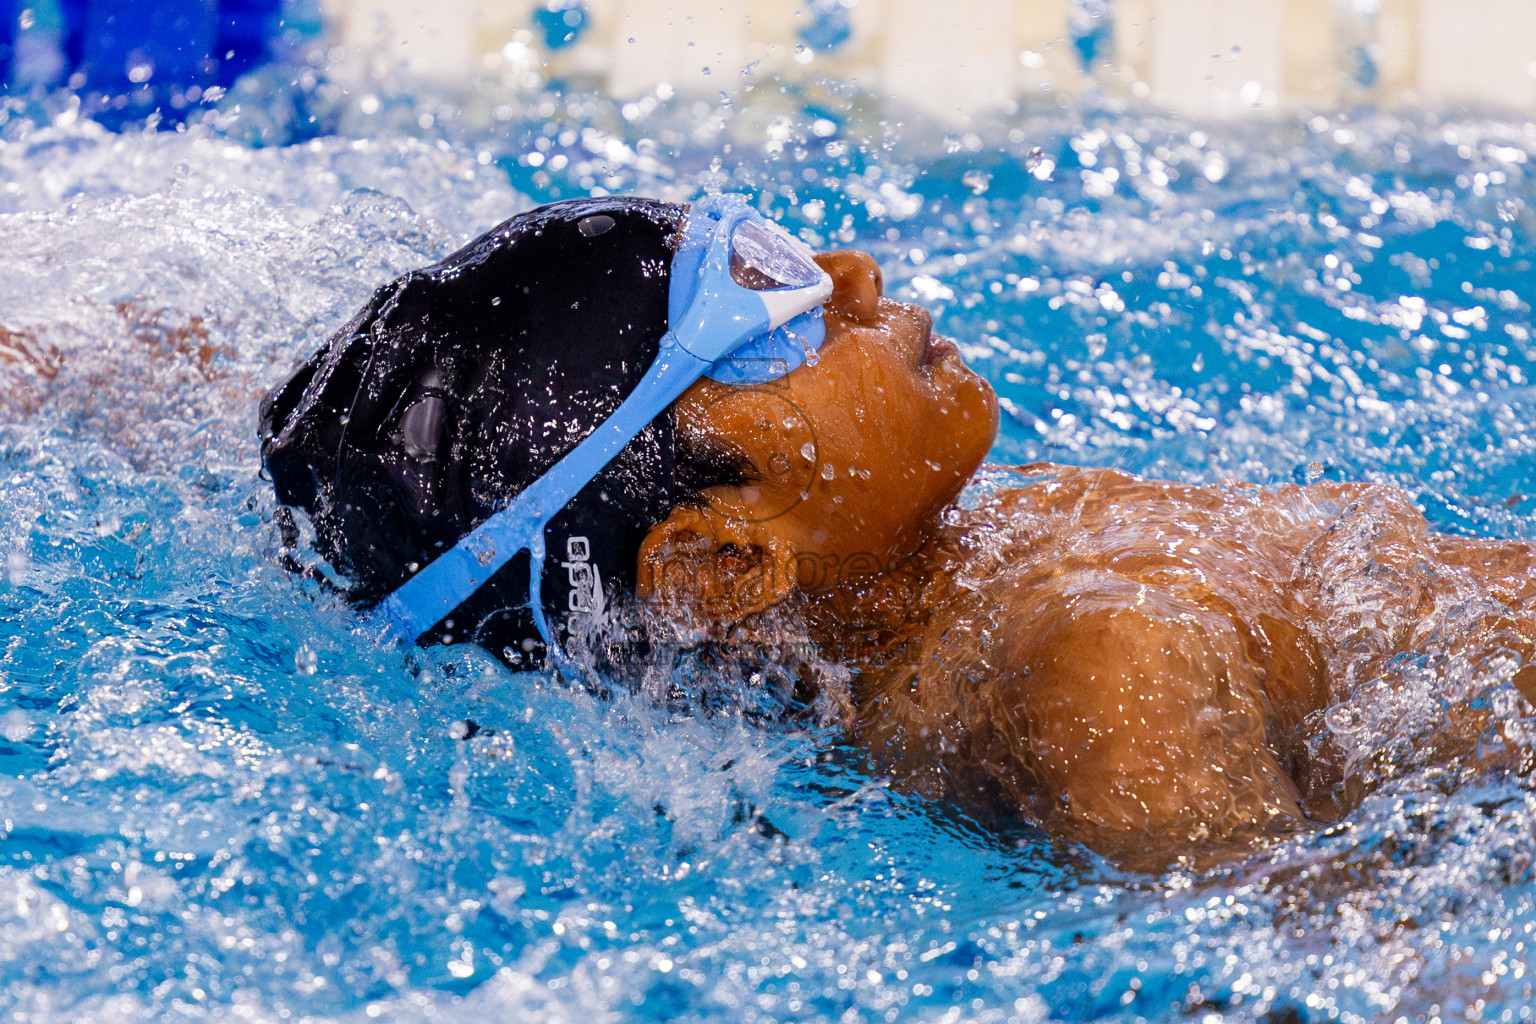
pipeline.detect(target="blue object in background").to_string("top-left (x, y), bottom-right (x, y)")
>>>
top-left (75, 0), bottom-right (217, 93)
top-left (0, 0), bottom-right (14, 87)
top-left (1069, 0), bottom-right (1112, 71)
top-left (26, 0), bottom-right (280, 103)
top-left (215, 0), bottom-right (281, 84)
top-left (1351, 43), bottom-right (1380, 88)
top-left (533, 0), bottom-right (588, 51)
top-left (800, 0), bottom-right (852, 53)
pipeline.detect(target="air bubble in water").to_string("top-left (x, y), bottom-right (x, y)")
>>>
top-left (1325, 703), bottom-right (1365, 735)
top-left (0, 709), bottom-right (31, 742)
top-left (1025, 145), bottom-right (1055, 180)
top-left (1492, 688), bottom-right (1531, 718)
top-left (1505, 717), bottom-right (1536, 746)
top-left (962, 169), bottom-right (992, 195)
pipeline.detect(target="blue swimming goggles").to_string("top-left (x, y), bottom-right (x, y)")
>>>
top-left (376, 193), bottom-right (833, 652)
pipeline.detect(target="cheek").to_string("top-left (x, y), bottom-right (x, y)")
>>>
top-left (833, 365), bottom-right (974, 466)
top-left (838, 365), bottom-right (925, 461)
top-left (789, 335), bottom-right (989, 504)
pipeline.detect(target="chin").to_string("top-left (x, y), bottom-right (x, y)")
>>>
top-left (946, 362), bottom-right (1001, 462)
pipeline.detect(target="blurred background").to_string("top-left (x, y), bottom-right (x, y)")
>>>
top-left (2, 0), bottom-right (1534, 125)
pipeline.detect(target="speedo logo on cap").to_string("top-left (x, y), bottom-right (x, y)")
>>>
top-left (561, 536), bottom-right (605, 616)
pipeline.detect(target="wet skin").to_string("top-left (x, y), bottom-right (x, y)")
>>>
top-left (639, 250), bottom-right (998, 619)
top-left (638, 250), bottom-right (1536, 855)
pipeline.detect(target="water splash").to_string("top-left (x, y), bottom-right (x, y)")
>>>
top-left (2, 69), bottom-right (1536, 1022)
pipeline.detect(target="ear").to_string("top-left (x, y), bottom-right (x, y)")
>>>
top-left (636, 504), bottom-right (799, 624)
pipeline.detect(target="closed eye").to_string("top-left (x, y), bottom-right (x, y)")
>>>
top-left (675, 431), bottom-right (755, 495)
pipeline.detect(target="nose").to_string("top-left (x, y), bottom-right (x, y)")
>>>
top-left (814, 250), bottom-right (883, 324)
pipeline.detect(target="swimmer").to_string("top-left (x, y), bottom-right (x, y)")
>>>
top-left (260, 195), bottom-right (1536, 856)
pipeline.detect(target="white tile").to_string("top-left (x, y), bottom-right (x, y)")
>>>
top-left (1143, 0), bottom-right (1285, 115)
top-left (607, 0), bottom-right (750, 98)
top-left (1375, 0), bottom-right (1421, 104)
top-left (325, 0), bottom-right (483, 81)
top-left (1418, 0), bottom-right (1536, 108)
top-left (1281, 0), bottom-right (1339, 108)
top-left (1016, 0), bottom-right (1083, 96)
top-left (879, 0), bottom-right (1053, 117)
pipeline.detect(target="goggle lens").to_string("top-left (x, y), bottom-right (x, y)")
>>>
top-left (729, 218), bottom-right (823, 290)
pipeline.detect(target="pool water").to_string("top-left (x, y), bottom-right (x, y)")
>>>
top-left (3, 76), bottom-right (1536, 1023)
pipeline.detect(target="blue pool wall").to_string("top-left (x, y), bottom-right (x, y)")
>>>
top-left (0, 0), bottom-right (305, 117)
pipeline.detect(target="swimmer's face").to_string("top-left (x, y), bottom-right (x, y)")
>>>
top-left (640, 249), bottom-right (998, 619)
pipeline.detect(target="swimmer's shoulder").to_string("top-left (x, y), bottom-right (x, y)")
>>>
top-left (980, 462), bottom-right (1254, 520)
top-left (977, 461), bottom-right (1137, 512)
top-left (984, 463), bottom-right (1392, 522)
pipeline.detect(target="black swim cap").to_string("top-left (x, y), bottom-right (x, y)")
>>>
top-left (259, 196), bottom-right (687, 667)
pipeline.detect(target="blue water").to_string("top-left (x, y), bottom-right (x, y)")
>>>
top-left (3, 74), bottom-right (1536, 1022)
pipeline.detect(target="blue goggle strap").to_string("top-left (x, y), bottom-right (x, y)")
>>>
top-left (376, 337), bottom-right (713, 645)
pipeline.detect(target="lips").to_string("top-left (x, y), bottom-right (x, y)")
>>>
top-left (919, 309), bottom-right (959, 368)
top-left (886, 301), bottom-right (957, 369)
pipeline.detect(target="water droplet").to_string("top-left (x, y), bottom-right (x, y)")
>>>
top-left (800, 442), bottom-right (816, 461)
top-left (1324, 703), bottom-right (1364, 735)
top-left (294, 645), bottom-right (318, 676)
top-left (821, 463), bottom-right (835, 480)
top-left (963, 169), bottom-right (992, 195)
top-left (1493, 689), bottom-right (1531, 718)
top-left (578, 214), bottom-right (615, 237)
top-left (1506, 717), bottom-right (1536, 746)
